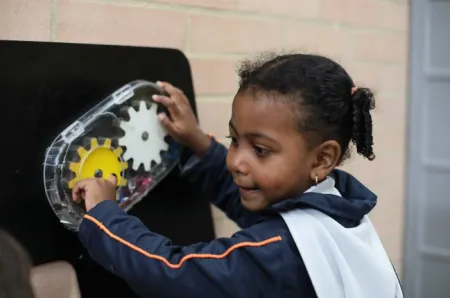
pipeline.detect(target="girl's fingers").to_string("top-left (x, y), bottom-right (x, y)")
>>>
top-left (72, 180), bottom-right (87, 202)
top-left (157, 81), bottom-right (179, 97)
top-left (157, 81), bottom-right (189, 105)
top-left (158, 113), bottom-right (176, 134)
top-left (152, 94), bottom-right (173, 107)
top-left (152, 95), bottom-right (180, 116)
top-left (107, 174), bottom-right (118, 186)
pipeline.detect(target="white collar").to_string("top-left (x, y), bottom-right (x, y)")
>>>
top-left (304, 176), bottom-right (342, 197)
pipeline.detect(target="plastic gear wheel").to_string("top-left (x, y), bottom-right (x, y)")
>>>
top-left (119, 101), bottom-right (169, 171)
top-left (68, 138), bottom-right (128, 188)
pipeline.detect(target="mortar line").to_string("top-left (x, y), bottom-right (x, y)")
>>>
top-left (83, 0), bottom-right (407, 35)
top-left (50, 0), bottom-right (57, 41)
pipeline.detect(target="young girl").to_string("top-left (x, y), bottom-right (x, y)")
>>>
top-left (73, 53), bottom-right (403, 298)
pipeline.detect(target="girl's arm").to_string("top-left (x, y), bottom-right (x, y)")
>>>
top-left (79, 200), bottom-right (283, 298)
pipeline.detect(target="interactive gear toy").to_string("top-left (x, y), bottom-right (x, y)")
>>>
top-left (44, 80), bottom-right (182, 232)
top-left (68, 138), bottom-right (128, 188)
top-left (119, 100), bottom-right (169, 171)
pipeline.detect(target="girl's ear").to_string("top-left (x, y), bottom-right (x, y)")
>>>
top-left (309, 140), bottom-right (341, 182)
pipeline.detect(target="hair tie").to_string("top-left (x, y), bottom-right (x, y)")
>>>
top-left (351, 86), bottom-right (358, 96)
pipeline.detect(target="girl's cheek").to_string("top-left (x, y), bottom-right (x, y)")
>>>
top-left (261, 172), bottom-right (283, 190)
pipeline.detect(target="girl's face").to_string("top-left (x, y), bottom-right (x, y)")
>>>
top-left (226, 91), bottom-right (318, 211)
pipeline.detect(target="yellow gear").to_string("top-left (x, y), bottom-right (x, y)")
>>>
top-left (68, 138), bottom-right (128, 189)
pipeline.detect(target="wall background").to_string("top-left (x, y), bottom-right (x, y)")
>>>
top-left (1, 0), bottom-right (409, 275)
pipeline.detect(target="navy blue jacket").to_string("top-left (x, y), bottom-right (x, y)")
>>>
top-left (79, 139), bottom-right (380, 298)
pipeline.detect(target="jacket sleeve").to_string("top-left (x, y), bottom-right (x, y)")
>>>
top-left (180, 137), bottom-right (260, 228)
top-left (79, 200), bottom-right (283, 298)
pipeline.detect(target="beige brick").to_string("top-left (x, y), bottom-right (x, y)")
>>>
top-left (379, 64), bottom-right (408, 97)
top-left (238, 0), bottom-right (319, 18)
top-left (152, 0), bottom-right (237, 10)
top-left (217, 137), bottom-right (231, 147)
top-left (319, 0), bottom-right (382, 28)
top-left (190, 58), bottom-right (239, 95)
top-left (291, 0), bottom-right (321, 19)
top-left (197, 100), bottom-right (232, 138)
top-left (373, 206), bottom-right (404, 263)
top-left (354, 31), bottom-right (407, 64)
top-left (55, 0), bottom-right (186, 49)
top-left (392, 258), bottom-right (403, 278)
top-left (214, 217), bottom-right (240, 238)
top-left (284, 22), bottom-right (353, 61)
top-left (373, 105), bottom-right (407, 150)
top-left (348, 62), bottom-right (383, 92)
top-left (238, 0), bottom-right (292, 15)
top-left (341, 159), bottom-right (383, 196)
top-left (379, 1), bottom-right (409, 31)
top-left (379, 232), bottom-right (404, 272)
top-left (348, 62), bottom-right (407, 100)
top-left (189, 14), bottom-right (282, 54)
top-left (210, 204), bottom-right (226, 220)
top-left (0, 0), bottom-right (51, 41)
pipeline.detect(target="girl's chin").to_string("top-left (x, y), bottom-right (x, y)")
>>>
top-left (240, 192), bottom-right (266, 211)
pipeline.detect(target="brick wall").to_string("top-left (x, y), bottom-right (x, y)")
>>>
top-left (1, 0), bottom-right (409, 275)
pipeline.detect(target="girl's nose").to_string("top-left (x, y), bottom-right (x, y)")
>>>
top-left (226, 149), bottom-right (249, 176)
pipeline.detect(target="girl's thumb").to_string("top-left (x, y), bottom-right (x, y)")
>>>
top-left (107, 174), bottom-right (118, 186)
top-left (158, 113), bottom-right (176, 134)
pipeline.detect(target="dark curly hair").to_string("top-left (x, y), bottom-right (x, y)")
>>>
top-left (237, 52), bottom-right (376, 165)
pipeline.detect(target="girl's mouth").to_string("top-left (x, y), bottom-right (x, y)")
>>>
top-left (237, 185), bottom-right (260, 196)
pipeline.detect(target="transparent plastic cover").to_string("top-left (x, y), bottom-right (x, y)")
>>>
top-left (43, 80), bottom-right (182, 231)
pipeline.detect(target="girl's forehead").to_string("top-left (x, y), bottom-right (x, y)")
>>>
top-left (231, 93), bottom-right (299, 134)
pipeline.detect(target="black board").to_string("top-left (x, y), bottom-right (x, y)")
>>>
top-left (0, 40), bottom-right (216, 297)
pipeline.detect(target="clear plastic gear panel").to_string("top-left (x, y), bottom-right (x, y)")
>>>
top-left (43, 80), bottom-right (182, 231)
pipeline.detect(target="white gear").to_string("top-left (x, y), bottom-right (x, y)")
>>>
top-left (119, 100), bottom-right (169, 171)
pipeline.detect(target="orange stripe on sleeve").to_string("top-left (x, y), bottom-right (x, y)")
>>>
top-left (83, 214), bottom-right (282, 269)
top-left (208, 133), bottom-right (224, 144)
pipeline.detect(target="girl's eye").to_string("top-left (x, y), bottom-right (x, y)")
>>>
top-left (226, 135), bottom-right (238, 146)
top-left (253, 146), bottom-right (271, 157)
